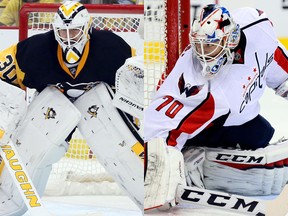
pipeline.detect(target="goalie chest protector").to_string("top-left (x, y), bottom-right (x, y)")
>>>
top-left (15, 29), bottom-right (132, 99)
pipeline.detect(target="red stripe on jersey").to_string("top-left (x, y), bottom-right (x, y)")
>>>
top-left (216, 159), bottom-right (286, 170)
top-left (216, 161), bottom-right (263, 170)
top-left (157, 72), bottom-right (167, 90)
top-left (167, 93), bottom-right (215, 146)
top-left (274, 46), bottom-right (288, 73)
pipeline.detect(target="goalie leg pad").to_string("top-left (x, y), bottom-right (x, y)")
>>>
top-left (74, 82), bottom-right (143, 210)
top-left (184, 139), bottom-right (288, 196)
top-left (144, 138), bottom-right (186, 211)
top-left (0, 79), bottom-right (27, 144)
top-left (182, 146), bottom-right (205, 188)
top-left (0, 87), bottom-right (81, 216)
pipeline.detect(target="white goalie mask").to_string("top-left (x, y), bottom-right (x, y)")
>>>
top-left (53, 1), bottom-right (92, 64)
top-left (190, 4), bottom-right (240, 79)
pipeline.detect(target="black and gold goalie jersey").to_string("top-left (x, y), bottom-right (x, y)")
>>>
top-left (0, 29), bottom-right (133, 101)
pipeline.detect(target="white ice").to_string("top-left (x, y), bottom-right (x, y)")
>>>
top-left (23, 195), bottom-right (142, 216)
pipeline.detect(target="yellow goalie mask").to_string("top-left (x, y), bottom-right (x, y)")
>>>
top-left (53, 1), bottom-right (92, 64)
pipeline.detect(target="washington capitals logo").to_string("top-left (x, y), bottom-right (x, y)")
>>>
top-left (256, 9), bottom-right (264, 16)
top-left (87, 105), bottom-right (99, 118)
top-left (178, 73), bottom-right (203, 97)
top-left (44, 107), bottom-right (56, 119)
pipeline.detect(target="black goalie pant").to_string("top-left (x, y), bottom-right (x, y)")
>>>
top-left (184, 114), bottom-right (275, 150)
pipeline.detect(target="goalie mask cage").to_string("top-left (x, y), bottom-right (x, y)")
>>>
top-left (19, 3), bottom-right (143, 196)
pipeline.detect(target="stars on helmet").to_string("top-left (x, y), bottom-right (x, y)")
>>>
top-left (214, 18), bottom-right (224, 31)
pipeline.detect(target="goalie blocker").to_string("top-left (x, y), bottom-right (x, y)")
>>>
top-left (144, 138), bottom-right (186, 210)
top-left (112, 55), bottom-right (144, 120)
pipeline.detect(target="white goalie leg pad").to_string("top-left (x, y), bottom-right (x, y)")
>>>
top-left (264, 139), bottom-right (288, 194)
top-left (74, 82), bottom-right (144, 210)
top-left (182, 146), bottom-right (205, 189)
top-left (203, 147), bottom-right (271, 196)
top-left (200, 139), bottom-right (288, 196)
top-left (0, 87), bottom-right (81, 216)
top-left (0, 79), bottom-right (27, 144)
top-left (112, 56), bottom-right (144, 119)
top-left (144, 138), bottom-right (186, 211)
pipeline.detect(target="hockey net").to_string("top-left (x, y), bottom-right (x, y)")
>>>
top-left (19, 3), bottom-right (143, 196)
top-left (144, 0), bottom-right (190, 106)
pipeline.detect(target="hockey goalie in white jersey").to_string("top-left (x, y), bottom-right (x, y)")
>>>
top-left (0, 1), bottom-right (144, 215)
top-left (144, 4), bottom-right (288, 210)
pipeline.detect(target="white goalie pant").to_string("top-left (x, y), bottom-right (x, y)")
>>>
top-left (184, 140), bottom-right (288, 196)
top-left (74, 82), bottom-right (143, 211)
top-left (0, 87), bottom-right (81, 216)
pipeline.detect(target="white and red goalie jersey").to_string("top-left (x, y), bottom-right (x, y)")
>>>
top-left (144, 7), bottom-right (288, 150)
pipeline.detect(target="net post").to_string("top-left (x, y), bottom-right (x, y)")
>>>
top-left (180, 0), bottom-right (190, 53)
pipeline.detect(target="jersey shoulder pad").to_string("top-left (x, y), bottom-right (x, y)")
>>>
top-left (90, 29), bottom-right (131, 54)
top-left (232, 7), bottom-right (269, 28)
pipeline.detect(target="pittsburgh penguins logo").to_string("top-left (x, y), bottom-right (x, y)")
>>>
top-left (15, 139), bottom-right (21, 146)
top-left (44, 107), bottom-right (56, 119)
top-left (87, 105), bottom-right (99, 118)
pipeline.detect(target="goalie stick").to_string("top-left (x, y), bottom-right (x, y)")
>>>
top-left (0, 140), bottom-right (53, 216)
top-left (176, 184), bottom-right (288, 216)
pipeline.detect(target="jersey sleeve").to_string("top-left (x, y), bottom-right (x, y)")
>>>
top-left (0, 45), bottom-right (26, 89)
top-left (266, 41), bottom-right (288, 89)
top-left (231, 7), bottom-right (270, 29)
top-left (232, 8), bottom-right (288, 89)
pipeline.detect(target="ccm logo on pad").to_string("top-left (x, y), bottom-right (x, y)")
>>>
top-left (215, 153), bottom-right (264, 164)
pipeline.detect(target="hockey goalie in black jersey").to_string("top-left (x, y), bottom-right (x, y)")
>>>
top-left (0, 1), bottom-right (144, 215)
top-left (3, 3), bottom-right (133, 100)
